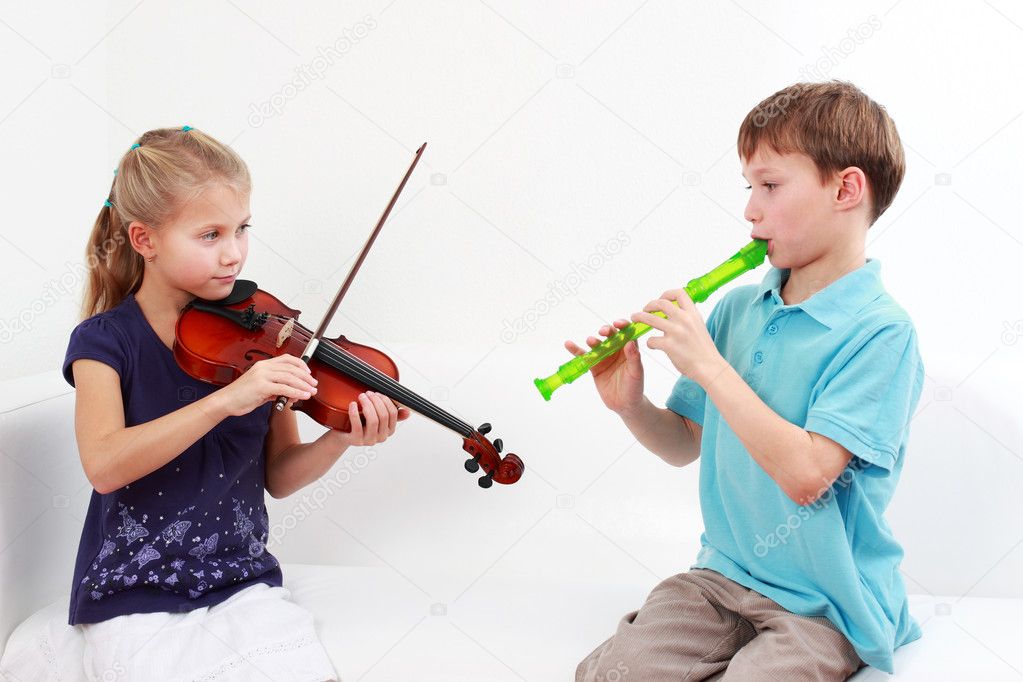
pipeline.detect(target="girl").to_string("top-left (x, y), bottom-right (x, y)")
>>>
top-left (2, 126), bottom-right (408, 681)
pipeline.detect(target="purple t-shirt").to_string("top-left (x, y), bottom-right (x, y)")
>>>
top-left (62, 293), bottom-right (281, 625)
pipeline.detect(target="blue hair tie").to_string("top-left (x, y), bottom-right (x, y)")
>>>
top-left (130, 143), bottom-right (140, 150)
top-left (113, 168), bottom-right (118, 176)
top-left (181, 125), bottom-right (192, 132)
top-left (104, 200), bottom-right (113, 208)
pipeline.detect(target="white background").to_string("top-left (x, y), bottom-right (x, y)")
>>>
top-left (1, 1), bottom-right (1022, 677)
top-left (1, 1), bottom-right (1020, 379)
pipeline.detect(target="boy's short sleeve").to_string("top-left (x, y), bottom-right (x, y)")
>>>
top-left (62, 316), bottom-right (130, 387)
top-left (804, 323), bottom-right (924, 477)
top-left (665, 299), bottom-right (724, 426)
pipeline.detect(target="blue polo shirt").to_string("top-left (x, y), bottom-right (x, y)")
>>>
top-left (666, 258), bottom-right (923, 673)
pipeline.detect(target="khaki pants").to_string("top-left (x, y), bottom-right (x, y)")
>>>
top-left (577, 568), bottom-right (865, 681)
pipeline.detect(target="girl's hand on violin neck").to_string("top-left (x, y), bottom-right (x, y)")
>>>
top-left (565, 319), bottom-right (644, 417)
top-left (328, 391), bottom-right (410, 448)
top-left (218, 355), bottom-right (319, 417)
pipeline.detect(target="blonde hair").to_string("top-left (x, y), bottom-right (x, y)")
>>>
top-left (80, 126), bottom-right (251, 319)
top-left (737, 81), bottom-right (905, 225)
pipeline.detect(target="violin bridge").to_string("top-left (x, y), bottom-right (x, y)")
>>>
top-left (277, 318), bottom-right (295, 349)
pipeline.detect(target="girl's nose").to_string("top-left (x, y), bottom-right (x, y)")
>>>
top-left (221, 234), bottom-right (243, 264)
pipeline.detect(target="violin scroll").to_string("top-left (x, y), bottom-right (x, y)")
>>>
top-left (463, 423), bottom-right (525, 488)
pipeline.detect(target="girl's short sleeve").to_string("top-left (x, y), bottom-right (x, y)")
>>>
top-left (62, 316), bottom-right (131, 387)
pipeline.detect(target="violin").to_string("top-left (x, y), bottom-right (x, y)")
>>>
top-left (171, 143), bottom-right (524, 488)
top-left (174, 283), bottom-right (524, 487)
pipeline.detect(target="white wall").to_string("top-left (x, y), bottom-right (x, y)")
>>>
top-left (1, 0), bottom-right (1021, 610)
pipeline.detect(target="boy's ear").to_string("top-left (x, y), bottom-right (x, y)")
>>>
top-left (834, 166), bottom-right (868, 213)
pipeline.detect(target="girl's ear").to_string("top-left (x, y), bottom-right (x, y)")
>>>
top-left (834, 166), bottom-right (868, 213)
top-left (128, 221), bottom-right (158, 261)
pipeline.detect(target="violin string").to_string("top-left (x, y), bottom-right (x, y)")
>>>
top-left (266, 314), bottom-right (478, 436)
top-left (312, 341), bottom-right (476, 436)
top-left (273, 318), bottom-right (471, 431)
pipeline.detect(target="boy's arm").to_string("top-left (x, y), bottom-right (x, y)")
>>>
top-left (619, 397), bottom-right (703, 467)
top-left (701, 361), bottom-right (852, 505)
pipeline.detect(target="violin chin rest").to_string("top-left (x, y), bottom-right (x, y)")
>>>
top-left (200, 279), bottom-right (259, 306)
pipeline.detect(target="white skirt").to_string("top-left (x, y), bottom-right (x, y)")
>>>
top-left (0, 583), bottom-right (338, 682)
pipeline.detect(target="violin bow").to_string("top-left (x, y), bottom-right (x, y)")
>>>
top-left (273, 142), bottom-right (427, 412)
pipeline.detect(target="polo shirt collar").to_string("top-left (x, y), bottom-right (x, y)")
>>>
top-left (751, 258), bottom-right (885, 329)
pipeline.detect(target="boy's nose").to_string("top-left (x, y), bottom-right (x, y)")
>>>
top-left (743, 199), bottom-right (759, 224)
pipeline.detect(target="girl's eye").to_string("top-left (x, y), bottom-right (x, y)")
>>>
top-left (744, 185), bottom-right (752, 190)
top-left (201, 224), bottom-right (250, 241)
top-left (764, 183), bottom-right (777, 190)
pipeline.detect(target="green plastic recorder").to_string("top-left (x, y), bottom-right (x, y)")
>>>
top-left (534, 239), bottom-right (769, 401)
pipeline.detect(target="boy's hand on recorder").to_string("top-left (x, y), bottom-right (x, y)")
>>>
top-left (632, 288), bottom-right (723, 386)
top-left (565, 319), bottom-right (644, 416)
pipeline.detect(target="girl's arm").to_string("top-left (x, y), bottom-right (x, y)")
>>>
top-left (264, 391), bottom-right (409, 499)
top-left (72, 359), bottom-right (232, 494)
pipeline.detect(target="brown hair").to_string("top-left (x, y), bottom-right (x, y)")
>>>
top-left (737, 81), bottom-right (905, 225)
top-left (80, 126), bottom-right (251, 319)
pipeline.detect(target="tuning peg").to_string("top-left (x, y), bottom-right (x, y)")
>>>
top-left (464, 456), bottom-right (480, 473)
top-left (493, 438), bottom-right (503, 453)
top-left (478, 473), bottom-right (493, 489)
top-left (478, 423), bottom-right (492, 435)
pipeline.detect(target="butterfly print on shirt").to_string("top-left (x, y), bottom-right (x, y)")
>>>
top-left (97, 539), bottom-right (116, 561)
top-left (232, 500), bottom-right (255, 538)
top-left (131, 543), bottom-right (161, 569)
top-left (115, 505), bottom-right (149, 544)
top-left (188, 533), bottom-right (218, 563)
top-left (161, 519), bottom-right (192, 546)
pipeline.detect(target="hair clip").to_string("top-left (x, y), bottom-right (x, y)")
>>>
top-left (181, 125), bottom-right (193, 132)
top-left (103, 200), bottom-right (113, 208)
top-left (130, 143), bottom-right (140, 150)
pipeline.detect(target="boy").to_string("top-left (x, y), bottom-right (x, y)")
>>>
top-left (572, 81), bottom-right (922, 680)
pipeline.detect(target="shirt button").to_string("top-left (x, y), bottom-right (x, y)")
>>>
top-left (767, 324), bottom-right (778, 335)
top-left (754, 351), bottom-right (764, 364)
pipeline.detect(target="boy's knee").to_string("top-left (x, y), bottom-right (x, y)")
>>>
top-left (575, 654), bottom-right (634, 682)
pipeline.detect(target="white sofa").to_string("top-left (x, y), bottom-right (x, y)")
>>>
top-left (2, 344), bottom-right (1022, 680)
